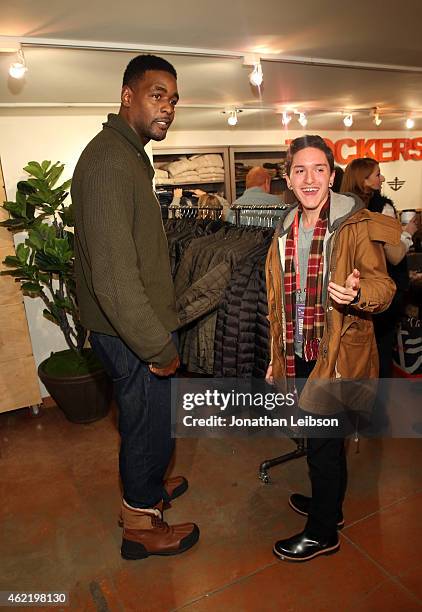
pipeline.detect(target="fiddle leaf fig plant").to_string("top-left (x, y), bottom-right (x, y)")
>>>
top-left (1, 160), bottom-right (87, 356)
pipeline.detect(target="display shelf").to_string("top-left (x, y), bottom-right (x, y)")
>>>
top-left (152, 146), bottom-right (230, 199)
top-left (156, 179), bottom-right (224, 186)
top-left (228, 145), bottom-right (288, 202)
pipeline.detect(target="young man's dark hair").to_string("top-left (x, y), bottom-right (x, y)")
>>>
top-left (123, 54), bottom-right (177, 87)
top-left (285, 135), bottom-right (335, 174)
top-left (332, 166), bottom-right (345, 193)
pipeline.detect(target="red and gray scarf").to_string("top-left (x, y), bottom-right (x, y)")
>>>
top-left (284, 198), bottom-right (329, 377)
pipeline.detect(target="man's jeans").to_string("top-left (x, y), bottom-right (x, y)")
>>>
top-left (89, 331), bottom-right (175, 509)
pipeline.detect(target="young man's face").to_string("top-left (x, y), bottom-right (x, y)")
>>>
top-left (287, 147), bottom-right (335, 211)
top-left (121, 70), bottom-right (179, 144)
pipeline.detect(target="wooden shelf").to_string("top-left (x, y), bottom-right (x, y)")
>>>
top-left (156, 179), bottom-right (224, 187)
top-left (152, 146), bottom-right (230, 200)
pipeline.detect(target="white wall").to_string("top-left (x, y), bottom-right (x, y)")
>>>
top-left (156, 129), bottom-right (422, 211)
top-left (0, 112), bottom-right (421, 396)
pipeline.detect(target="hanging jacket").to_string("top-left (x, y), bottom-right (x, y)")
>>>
top-left (176, 228), bottom-right (265, 373)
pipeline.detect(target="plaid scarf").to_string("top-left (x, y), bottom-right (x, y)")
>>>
top-left (284, 198), bottom-right (329, 377)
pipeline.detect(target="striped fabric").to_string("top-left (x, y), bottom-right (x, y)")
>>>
top-left (284, 198), bottom-right (329, 376)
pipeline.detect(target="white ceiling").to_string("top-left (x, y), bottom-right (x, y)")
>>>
top-left (1, 0), bottom-right (422, 131)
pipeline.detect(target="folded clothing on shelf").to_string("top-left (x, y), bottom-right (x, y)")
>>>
top-left (173, 171), bottom-right (201, 182)
top-left (167, 158), bottom-right (197, 177)
top-left (189, 154), bottom-right (224, 170)
top-left (154, 168), bottom-right (169, 179)
top-left (198, 166), bottom-right (225, 177)
top-left (197, 174), bottom-right (225, 182)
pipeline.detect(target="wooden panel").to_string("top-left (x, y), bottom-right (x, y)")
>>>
top-left (0, 246), bottom-right (22, 306)
top-left (0, 227), bottom-right (14, 249)
top-left (0, 160), bottom-right (41, 412)
top-left (0, 356), bottom-right (41, 412)
top-left (0, 304), bottom-right (35, 364)
top-left (0, 202), bottom-right (10, 221)
top-left (0, 181), bottom-right (15, 248)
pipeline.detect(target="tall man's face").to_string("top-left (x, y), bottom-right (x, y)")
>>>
top-left (121, 70), bottom-right (179, 145)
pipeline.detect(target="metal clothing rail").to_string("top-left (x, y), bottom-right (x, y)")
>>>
top-left (231, 203), bottom-right (288, 226)
top-left (166, 205), bottom-right (223, 220)
top-left (232, 202), bottom-right (306, 482)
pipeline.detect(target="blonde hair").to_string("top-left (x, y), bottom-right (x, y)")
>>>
top-left (341, 158), bottom-right (379, 205)
top-left (197, 194), bottom-right (222, 219)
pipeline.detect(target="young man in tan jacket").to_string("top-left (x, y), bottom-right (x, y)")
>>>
top-left (265, 135), bottom-right (400, 562)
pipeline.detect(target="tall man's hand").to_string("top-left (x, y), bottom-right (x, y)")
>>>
top-left (328, 268), bottom-right (360, 305)
top-left (149, 355), bottom-right (180, 377)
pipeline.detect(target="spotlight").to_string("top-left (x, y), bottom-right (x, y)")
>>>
top-left (227, 110), bottom-right (238, 126)
top-left (405, 117), bottom-right (415, 129)
top-left (249, 63), bottom-right (263, 87)
top-left (372, 108), bottom-right (382, 126)
top-left (343, 114), bottom-right (353, 127)
top-left (282, 111), bottom-right (291, 126)
top-left (9, 47), bottom-right (27, 79)
top-left (298, 112), bottom-right (308, 127)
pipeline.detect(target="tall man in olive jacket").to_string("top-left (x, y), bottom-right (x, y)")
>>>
top-left (72, 55), bottom-right (199, 560)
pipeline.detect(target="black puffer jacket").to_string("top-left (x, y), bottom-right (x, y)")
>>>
top-left (214, 240), bottom-right (271, 377)
top-left (218, 253), bottom-right (256, 376)
top-left (236, 251), bottom-right (264, 377)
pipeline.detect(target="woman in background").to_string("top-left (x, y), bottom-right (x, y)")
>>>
top-left (170, 188), bottom-right (227, 221)
top-left (197, 193), bottom-right (222, 220)
top-left (341, 158), bottom-right (418, 376)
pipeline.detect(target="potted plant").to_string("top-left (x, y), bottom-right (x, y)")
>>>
top-left (0, 160), bottom-right (112, 423)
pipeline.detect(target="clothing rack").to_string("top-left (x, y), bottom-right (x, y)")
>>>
top-left (233, 202), bottom-right (306, 482)
top-left (167, 205), bottom-right (223, 220)
top-left (231, 203), bottom-right (288, 226)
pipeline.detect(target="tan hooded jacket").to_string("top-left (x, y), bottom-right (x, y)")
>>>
top-left (266, 192), bottom-right (401, 415)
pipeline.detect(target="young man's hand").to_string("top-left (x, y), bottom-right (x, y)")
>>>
top-left (149, 355), bottom-right (180, 377)
top-left (328, 269), bottom-right (360, 305)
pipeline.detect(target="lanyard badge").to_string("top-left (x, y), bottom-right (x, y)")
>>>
top-left (293, 211), bottom-right (305, 344)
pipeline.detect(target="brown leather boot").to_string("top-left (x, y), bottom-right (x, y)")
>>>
top-left (121, 500), bottom-right (199, 560)
top-left (163, 476), bottom-right (189, 502)
top-left (118, 476), bottom-right (189, 527)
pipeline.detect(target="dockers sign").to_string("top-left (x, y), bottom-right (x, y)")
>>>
top-left (285, 137), bottom-right (422, 164)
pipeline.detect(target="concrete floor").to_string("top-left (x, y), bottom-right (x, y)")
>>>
top-left (1, 401), bottom-right (421, 611)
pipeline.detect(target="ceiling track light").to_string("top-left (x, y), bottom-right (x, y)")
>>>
top-left (282, 111), bottom-right (291, 126)
top-left (227, 110), bottom-right (238, 126)
top-left (372, 107), bottom-right (382, 126)
top-left (297, 112), bottom-right (308, 127)
top-left (343, 113), bottom-right (353, 127)
top-left (405, 116), bottom-right (415, 129)
top-left (9, 47), bottom-right (27, 79)
top-left (222, 108), bottom-right (242, 126)
top-left (249, 62), bottom-right (263, 87)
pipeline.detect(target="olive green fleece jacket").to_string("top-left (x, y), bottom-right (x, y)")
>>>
top-left (72, 113), bottom-right (179, 367)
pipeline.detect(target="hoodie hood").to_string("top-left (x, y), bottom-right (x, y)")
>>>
top-left (278, 191), bottom-right (365, 237)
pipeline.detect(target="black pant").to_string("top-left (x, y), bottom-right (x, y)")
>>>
top-left (90, 331), bottom-right (176, 509)
top-left (296, 356), bottom-right (347, 540)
